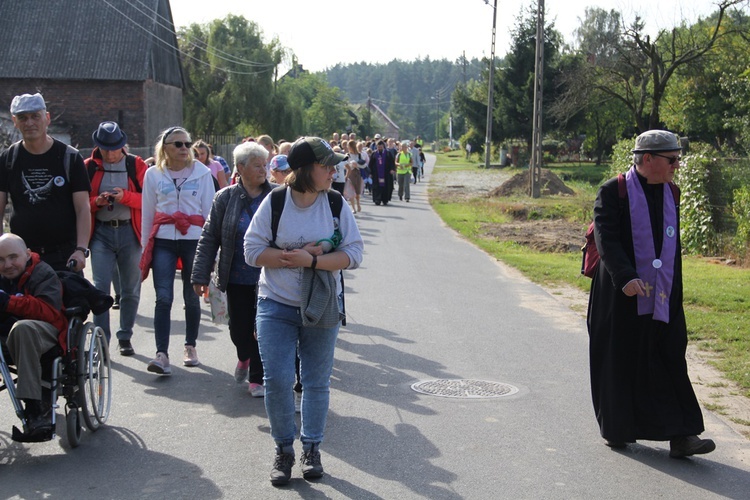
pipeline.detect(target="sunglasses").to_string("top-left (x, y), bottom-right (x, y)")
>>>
top-left (650, 152), bottom-right (681, 165)
top-left (165, 141), bottom-right (193, 149)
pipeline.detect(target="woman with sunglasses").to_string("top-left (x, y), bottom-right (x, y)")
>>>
top-left (140, 127), bottom-right (215, 375)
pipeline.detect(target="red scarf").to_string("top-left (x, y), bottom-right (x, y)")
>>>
top-left (139, 211), bottom-right (206, 281)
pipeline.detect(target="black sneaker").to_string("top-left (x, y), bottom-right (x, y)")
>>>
top-left (270, 451), bottom-right (295, 486)
top-left (24, 400), bottom-right (53, 435)
top-left (112, 294), bottom-right (121, 310)
top-left (300, 445), bottom-right (324, 480)
top-left (118, 340), bottom-right (135, 356)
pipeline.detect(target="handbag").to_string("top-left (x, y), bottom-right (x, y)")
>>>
top-left (207, 278), bottom-right (229, 325)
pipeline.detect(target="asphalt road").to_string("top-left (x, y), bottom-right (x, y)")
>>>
top-left (1, 155), bottom-right (749, 499)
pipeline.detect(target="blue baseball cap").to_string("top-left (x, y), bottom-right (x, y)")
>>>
top-left (270, 154), bottom-right (290, 172)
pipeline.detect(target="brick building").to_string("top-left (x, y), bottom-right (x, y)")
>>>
top-left (0, 0), bottom-right (183, 151)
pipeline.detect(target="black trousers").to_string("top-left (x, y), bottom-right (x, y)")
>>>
top-left (225, 283), bottom-right (263, 384)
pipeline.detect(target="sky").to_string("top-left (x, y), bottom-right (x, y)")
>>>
top-left (168, 0), bottom-right (731, 72)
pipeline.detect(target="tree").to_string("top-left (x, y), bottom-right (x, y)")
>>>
top-left (581, 1), bottom-right (746, 132)
top-left (550, 9), bottom-right (633, 163)
top-left (493, 3), bottom-right (563, 149)
top-left (661, 9), bottom-right (750, 151)
top-left (453, 3), bottom-right (564, 151)
top-left (179, 15), bottom-right (280, 136)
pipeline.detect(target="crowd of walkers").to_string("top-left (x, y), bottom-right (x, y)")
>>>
top-left (0, 93), bottom-right (370, 485)
top-left (0, 91), bottom-right (719, 487)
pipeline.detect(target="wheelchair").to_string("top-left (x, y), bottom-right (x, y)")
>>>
top-left (0, 306), bottom-right (112, 448)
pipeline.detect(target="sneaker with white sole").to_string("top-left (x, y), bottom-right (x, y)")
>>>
top-left (183, 345), bottom-right (200, 366)
top-left (147, 352), bottom-right (171, 375)
top-left (234, 359), bottom-right (250, 383)
top-left (248, 382), bottom-right (265, 398)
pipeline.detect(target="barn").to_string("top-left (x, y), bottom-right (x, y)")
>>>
top-left (0, 0), bottom-right (183, 152)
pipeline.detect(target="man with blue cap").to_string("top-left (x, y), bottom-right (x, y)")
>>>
top-left (0, 93), bottom-right (91, 272)
top-left (587, 129), bottom-right (715, 458)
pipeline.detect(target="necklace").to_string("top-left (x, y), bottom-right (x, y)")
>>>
top-left (168, 164), bottom-right (193, 191)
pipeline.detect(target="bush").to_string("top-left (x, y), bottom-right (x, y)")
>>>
top-left (604, 135), bottom-right (636, 181)
top-left (676, 144), bottom-right (715, 255)
top-left (733, 185), bottom-right (750, 257)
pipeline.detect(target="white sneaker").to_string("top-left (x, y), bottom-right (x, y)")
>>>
top-left (147, 352), bottom-right (172, 375)
top-left (248, 383), bottom-right (265, 398)
top-left (183, 345), bottom-right (200, 366)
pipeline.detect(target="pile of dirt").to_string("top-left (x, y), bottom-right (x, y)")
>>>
top-left (489, 169), bottom-right (575, 197)
top-left (480, 220), bottom-right (584, 254)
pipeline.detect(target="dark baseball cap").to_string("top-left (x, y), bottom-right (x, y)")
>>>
top-left (287, 137), bottom-right (348, 170)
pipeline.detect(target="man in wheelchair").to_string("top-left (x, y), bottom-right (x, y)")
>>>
top-left (0, 233), bottom-right (67, 439)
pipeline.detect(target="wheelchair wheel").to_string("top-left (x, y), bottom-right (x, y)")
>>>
top-left (77, 323), bottom-right (112, 431)
top-left (66, 405), bottom-right (81, 448)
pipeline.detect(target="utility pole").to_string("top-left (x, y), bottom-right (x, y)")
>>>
top-left (462, 50), bottom-right (467, 85)
top-left (529, 0), bottom-right (544, 198)
top-left (484, 0), bottom-right (498, 169)
top-left (367, 91), bottom-right (372, 135)
top-left (435, 89), bottom-right (440, 144)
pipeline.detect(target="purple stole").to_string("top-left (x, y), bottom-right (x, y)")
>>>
top-left (376, 152), bottom-right (386, 185)
top-left (625, 166), bottom-right (677, 323)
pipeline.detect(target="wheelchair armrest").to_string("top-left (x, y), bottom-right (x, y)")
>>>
top-left (64, 306), bottom-right (88, 319)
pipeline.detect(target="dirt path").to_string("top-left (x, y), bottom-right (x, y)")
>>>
top-left (430, 166), bottom-right (750, 439)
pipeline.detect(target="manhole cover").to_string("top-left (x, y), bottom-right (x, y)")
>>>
top-left (411, 379), bottom-right (518, 399)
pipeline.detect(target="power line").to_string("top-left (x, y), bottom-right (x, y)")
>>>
top-left (129, 0), bottom-right (275, 68)
top-left (368, 97), bottom-right (452, 108)
top-left (100, 0), bottom-right (275, 76)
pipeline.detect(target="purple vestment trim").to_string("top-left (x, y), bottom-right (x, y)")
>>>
top-left (376, 151), bottom-right (386, 185)
top-left (625, 166), bottom-right (677, 323)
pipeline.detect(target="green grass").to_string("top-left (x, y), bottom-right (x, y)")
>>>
top-left (431, 159), bottom-right (750, 397)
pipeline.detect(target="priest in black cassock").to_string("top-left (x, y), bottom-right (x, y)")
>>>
top-left (587, 130), bottom-right (715, 459)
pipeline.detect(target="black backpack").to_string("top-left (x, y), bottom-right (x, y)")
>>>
top-left (4, 140), bottom-right (79, 182)
top-left (269, 186), bottom-right (347, 325)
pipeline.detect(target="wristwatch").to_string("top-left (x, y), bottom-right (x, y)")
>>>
top-left (75, 246), bottom-right (90, 258)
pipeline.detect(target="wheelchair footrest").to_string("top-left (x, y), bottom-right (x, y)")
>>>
top-left (11, 425), bottom-right (55, 443)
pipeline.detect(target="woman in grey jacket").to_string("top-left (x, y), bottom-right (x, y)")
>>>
top-left (192, 142), bottom-right (273, 397)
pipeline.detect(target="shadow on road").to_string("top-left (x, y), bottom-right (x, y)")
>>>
top-left (0, 426), bottom-right (222, 499)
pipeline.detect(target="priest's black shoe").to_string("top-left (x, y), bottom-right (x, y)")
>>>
top-left (604, 439), bottom-right (627, 449)
top-left (669, 435), bottom-right (716, 458)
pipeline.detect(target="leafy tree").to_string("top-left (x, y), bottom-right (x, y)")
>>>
top-left (493, 3), bottom-right (563, 149)
top-left (723, 70), bottom-right (750, 153)
top-left (660, 9), bottom-right (750, 151)
top-left (550, 9), bottom-right (632, 163)
top-left (576, 1), bottom-right (745, 132)
top-left (453, 3), bottom-right (563, 152)
top-left (179, 15), bottom-right (280, 136)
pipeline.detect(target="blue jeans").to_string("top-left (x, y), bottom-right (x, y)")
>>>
top-left (90, 222), bottom-right (142, 342)
top-left (151, 238), bottom-right (200, 354)
top-left (256, 297), bottom-right (339, 449)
